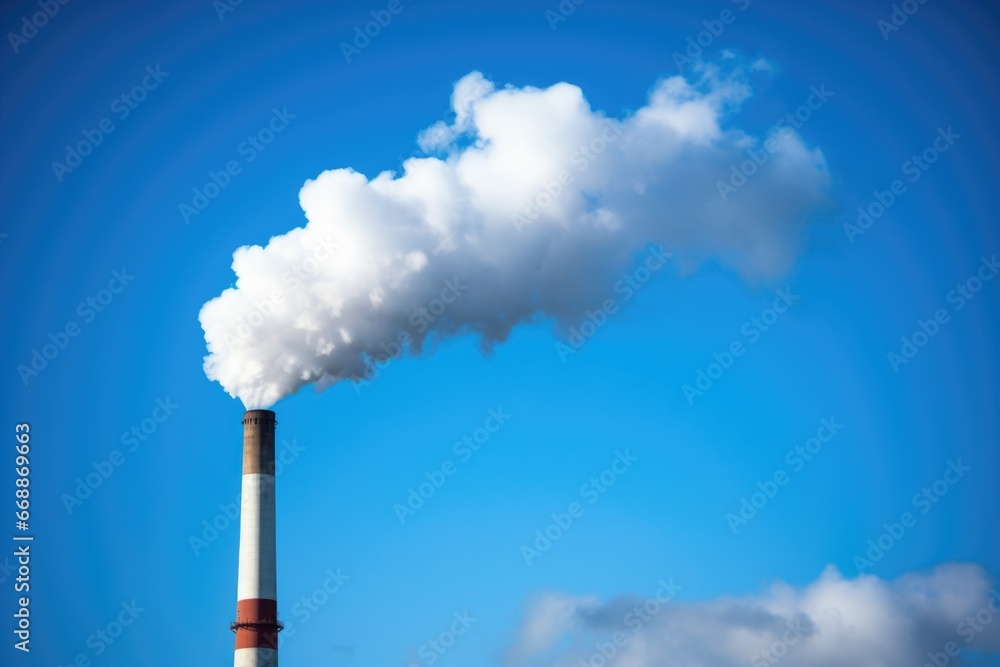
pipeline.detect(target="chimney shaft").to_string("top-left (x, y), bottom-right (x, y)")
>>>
top-left (232, 410), bottom-right (281, 667)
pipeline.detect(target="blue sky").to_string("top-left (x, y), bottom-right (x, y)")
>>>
top-left (1, 0), bottom-right (999, 665)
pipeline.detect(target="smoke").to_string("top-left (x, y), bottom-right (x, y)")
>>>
top-left (199, 64), bottom-right (832, 408)
top-left (507, 563), bottom-right (1000, 667)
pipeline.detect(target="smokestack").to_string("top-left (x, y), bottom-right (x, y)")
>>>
top-left (231, 410), bottom-right (282, 667)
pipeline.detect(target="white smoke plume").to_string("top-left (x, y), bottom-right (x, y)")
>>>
top-left (199, 65), bottom-right (832, 408)
top-left (507, 563), bottom-right (1000, 667)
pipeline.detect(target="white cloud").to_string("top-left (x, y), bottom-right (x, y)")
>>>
top-left (507, 563), bottom-right (1000, 667)
top-left (418, 70), bottom-right (495, 152)
top-left (200, 66), bottom-right (833, 409)
top-left (511, 592), bottom-right (602, 659)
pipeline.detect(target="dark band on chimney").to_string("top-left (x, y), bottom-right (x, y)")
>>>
top-left (242, 409), bottom-right (276, 475)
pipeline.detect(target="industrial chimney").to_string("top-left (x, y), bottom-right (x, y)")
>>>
top-left (231, 410), bottom-right (282, 667)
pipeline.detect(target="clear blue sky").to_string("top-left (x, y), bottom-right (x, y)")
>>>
top-left (1, 0), bottom-right (998, 665)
